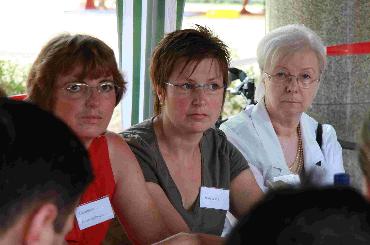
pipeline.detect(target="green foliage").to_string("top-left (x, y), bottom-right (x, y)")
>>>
top-left (0, 60), bottom-right (29, 96)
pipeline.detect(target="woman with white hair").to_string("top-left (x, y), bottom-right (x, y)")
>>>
top-left (220, 24), bottom-right (345, 192)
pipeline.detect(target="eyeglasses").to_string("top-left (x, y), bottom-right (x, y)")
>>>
top-left (164, 81), bottom-right (226, 95)
top-left (60, 81), bottom-right (119, 99)
top-left (264, 72), bottom-right (319, 89)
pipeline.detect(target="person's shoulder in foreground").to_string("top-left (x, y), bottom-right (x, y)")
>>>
top-left (0, 98), bottom-right (93, 245)
top-left (226, 186), bottom-right (370, 245)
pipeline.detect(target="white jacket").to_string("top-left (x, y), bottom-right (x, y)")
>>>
top-left (220, 100), bottom-right (345, 192)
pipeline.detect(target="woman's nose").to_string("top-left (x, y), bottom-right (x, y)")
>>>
top-left (85, 88), bottom-right (101, 107)
top-left (192, 87), bottom-right (207, 105)
top-left (286, 75), bottom-right (299, 93)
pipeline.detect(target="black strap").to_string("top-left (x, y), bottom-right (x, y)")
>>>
top-left (316, 123), bottom-right (357, 150)
top-left (316, 123), bottom-right (323, 149)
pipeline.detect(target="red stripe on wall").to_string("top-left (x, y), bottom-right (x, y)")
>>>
top-left (327, 42), bottom-right (370, 56)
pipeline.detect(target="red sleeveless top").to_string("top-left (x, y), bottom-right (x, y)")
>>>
top-left (66, 135), bottom-right (116, 245)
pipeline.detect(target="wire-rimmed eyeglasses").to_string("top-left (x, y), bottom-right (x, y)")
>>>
top-left (60, 80), bottom-right (120, 99)
top-left (264, 72), bottom-right (319, 89)
top-left (164, 81), bottom-right (226, 95)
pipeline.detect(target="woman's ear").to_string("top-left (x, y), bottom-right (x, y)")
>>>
top-left (24, 203), bottom-right (58, 245)
top-left (156, 87), bottom-right (165, 105)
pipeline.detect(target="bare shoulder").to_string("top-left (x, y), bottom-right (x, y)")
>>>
top-left (105, 131), bottom-right (138, 159)
top-left (104, 131), bottom-right (141, 179)
top-left (105, 131), bottom-right (129, 151)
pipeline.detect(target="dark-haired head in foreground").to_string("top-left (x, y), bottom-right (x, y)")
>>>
top-left (227, 186), bottom-right (370, 245)
top-left (0, 98), bottom-right (93, 245)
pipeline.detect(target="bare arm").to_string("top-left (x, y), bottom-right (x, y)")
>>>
top-left (153, 232), bottom-right (225, 245)
top-left (146, 182), bottom-right (191, 233)
top-left (106, 132), bottom-right (171, 244)
top-left (147, 182), bottom-right (226, 244)
top-left (230, 168), bottom-right (264, 219)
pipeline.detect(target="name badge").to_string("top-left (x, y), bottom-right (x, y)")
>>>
top-left (75, 196), bottom-right (115, 230)
top-left (200, 186), bottom-right (229, 211)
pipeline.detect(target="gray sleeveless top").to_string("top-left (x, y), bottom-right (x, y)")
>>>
top-left (121, 119), bottom-right (248, 235)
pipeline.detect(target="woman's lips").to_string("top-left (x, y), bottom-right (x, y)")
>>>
top-left (282, 99), bottom-right (300, 103)
top-left (189, 113), bottom-right (208, 120)
top-left (80, 115), bottom-right (102, 124)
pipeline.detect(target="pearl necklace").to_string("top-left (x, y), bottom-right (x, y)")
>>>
top-left (289, 125), bottom-right (304, 175)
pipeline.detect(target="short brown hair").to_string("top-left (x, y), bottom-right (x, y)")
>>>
top-left (27, 33), bottom-right (126, 111)
top-left (150, 25), bottom-right (230, 115)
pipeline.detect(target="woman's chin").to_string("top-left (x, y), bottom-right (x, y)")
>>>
top-left (186, 123), bottom-right (212, 134)
top-left (282, 109), bottom-right (304, 119)
top-left (76, 128), bottom-right (106, 140)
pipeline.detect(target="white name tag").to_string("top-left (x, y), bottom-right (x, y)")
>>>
top-left (273, 174), bottom-right (301, 185)
top-left (200, 187), bottom-right (229, 211)
top-left (75, 196), bottom-right (115, 230)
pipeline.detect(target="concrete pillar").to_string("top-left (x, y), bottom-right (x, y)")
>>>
top-left (265, 0), bottom-right (370, 190)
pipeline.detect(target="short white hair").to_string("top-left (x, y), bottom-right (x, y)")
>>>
top-left (255, 24), bottom-right (326, 102)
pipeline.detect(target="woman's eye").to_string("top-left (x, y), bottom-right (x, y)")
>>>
top-left (181, 83), bottom-right (194, 90)
top-left (276, 72), bottom-right (287, 79)
top-left (100, 82), bottom-right (115, 93)
top-left (66, 83), bottom-right (83, 93)
top-left (209, 83), bottom-right (222, 91)
top-left (301, 73), bottom-right (312, 80)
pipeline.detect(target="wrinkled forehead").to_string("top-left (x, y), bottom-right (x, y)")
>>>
top-left (267, 47), bottom-right (320, 71)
